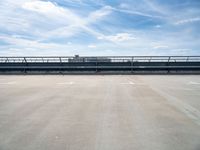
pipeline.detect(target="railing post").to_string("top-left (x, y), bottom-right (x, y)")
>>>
top-left (23, 57), bottom-right (27, 73)
top-left (186, 56), bottom-right (189, 62)
top-left (96, 57), bottom-right (98, 73)
top-left (24, 57), bottom-right (27, 63)
top-left (168, 56), bottom-right (171, 63)
top-left (167, 56), bottom-right (171, 73)
top-left (59, 57), bottom-right (62, 74)
top-left (131, 57), bottom-right (134, 73)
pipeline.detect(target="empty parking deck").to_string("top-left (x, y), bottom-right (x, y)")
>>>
top-left (0, 75), bottom-right (200, 150)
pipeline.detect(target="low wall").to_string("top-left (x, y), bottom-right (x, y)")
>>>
top-left (0, 61), bottom-right (200, 74)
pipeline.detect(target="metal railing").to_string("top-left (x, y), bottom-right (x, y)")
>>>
top-left (0, 56), bottom-right (200, 63)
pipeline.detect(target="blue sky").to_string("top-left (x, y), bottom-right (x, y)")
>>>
top-left (0, 0), bottom-right (200, 56)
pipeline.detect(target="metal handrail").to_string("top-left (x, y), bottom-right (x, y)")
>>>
top-left (0, 56), bottom-right (200, 63)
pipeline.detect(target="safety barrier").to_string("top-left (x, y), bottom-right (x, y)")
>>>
top-left (0, 56), bottom-right (200, 74)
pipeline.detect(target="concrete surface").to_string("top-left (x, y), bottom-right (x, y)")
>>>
top-left (0, 75), bottom-right (200, 150)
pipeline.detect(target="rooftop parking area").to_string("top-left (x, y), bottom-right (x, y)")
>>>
top-left (0, 75), bottom-right (200, 150)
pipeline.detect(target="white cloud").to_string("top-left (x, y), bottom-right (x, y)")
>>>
top-left (153, 45), bottom-right (168, 49)
top-left (0, 34), bottom-right (83, 55)
top-left (0, 0), bottom-right (113, 41)
top-left (175, 17), bottom-right (200, 25)
top-left (112, 7), bottom-right (162, 18)
top-left (22, 0), bottom-right (84, 25)
top-left (98, 33), bottom-right (136, 42)
top-left (88, 44), bottom-right (97, 48)
top-left (22, 1), bottom-right (59, 14)
top-left (172, 48), bottom-right (191, 52)
top-left (88, 6), bottom-right (112, 21)
top-left (115, 1), bottom-right (166, 19)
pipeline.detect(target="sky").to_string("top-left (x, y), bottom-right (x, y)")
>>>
top-left (0, 0), bottom-right (200, 56)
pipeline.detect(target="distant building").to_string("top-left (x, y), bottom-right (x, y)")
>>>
top-left (68, 55), bottom-right (111, 62)
top-left (68, 55), bottom-right (84, 62)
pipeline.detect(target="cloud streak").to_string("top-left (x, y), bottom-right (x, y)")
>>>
top-left (175, 17), bottom-right (200, 25)
top-left (98, 33), bottom-right (136, 43)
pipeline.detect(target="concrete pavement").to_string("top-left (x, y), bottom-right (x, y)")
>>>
top-left (0, 75), bottom-right (200, 150)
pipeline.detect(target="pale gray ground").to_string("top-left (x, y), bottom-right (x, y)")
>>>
top-left (0, 75), bottom-right (200, 150)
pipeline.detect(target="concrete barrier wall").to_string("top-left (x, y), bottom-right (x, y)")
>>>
top-left (0, 61), bottom-right (200, 74)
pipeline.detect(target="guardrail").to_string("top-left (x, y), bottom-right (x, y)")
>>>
top-left (0, 56), bottom-right (200, 74)
top-left (0, 56), bottom-right (200, 63)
